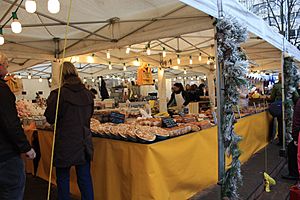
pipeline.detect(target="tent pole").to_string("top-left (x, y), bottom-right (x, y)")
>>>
top-left (216, 0), bottom-right (225, 198)
top-left (158, 67), bottom-right (168, 113)
top-left (281, 50), bottom-right (286, 153)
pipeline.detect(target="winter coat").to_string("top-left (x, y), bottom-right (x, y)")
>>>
top-left (0, 78), bottom-right (31, 162)
top-left (44, 78), bottom-right (94, 168)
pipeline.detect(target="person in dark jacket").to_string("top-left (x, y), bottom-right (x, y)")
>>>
top-left (44, 62), bottom-right (94, 200)
top-left (167, 83), bottom-right (190, 111)
top-left (99, 76), bottom-right (109, 100)
top-left (0, 52), bottom-right (36, 200)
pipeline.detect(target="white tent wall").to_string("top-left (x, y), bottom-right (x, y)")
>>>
top-left (180, 0), bottom-right (300, 61)
top-left (18, 78), bottom-right (51, 100)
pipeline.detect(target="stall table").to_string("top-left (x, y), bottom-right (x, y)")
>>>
top-left (36, 112), bottom-right (272, 200)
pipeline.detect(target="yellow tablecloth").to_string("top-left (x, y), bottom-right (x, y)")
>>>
top-left (37, 112), bottom-right (272, 200)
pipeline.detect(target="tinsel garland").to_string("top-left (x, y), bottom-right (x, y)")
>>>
top-left (284, 57), bottom-right (300, 142)
top-left (216, 16), bottom-right (249, 199)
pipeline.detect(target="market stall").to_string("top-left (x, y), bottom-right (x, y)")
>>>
top-left (34, 111), bottom-right (271, 199)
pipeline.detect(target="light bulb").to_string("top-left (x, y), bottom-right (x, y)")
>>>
top-left (106, 50), bottom-right (110, 59)
top-left (133, 58), bottom-right (140, 66)
top-left (106, 75), bottom-right (109, 79)
top-left (49, 78), bottom-right (52, 83)
top-left (48, 0), bottom-right (60, 14)
top-left (0, 29), bottom-right (4, 45)
top-left (191, 77), bottom-right (194, 81)
top-left (207, 57), bottom-right (210, 65)
top-left (39, 77), bottom-right (42, 82)
top-left (92, 78), bottom-right (95, 83)
top-left (189, 56), bottom-right (193, 65)
top-left (184, 77), bottom-right (187, 80)
top-left (162, 47), bottom-right (166, 58)
top-left (126, 46), bottom-right (131, 54)
top-left (173, 78), bottom-right (176, 81)
top-left (197, 76), bottom-right (200, 80)
top-left (123, 63), bottom-right (127, 71)
top-left (198, 53), bottom-right (202, 61)
top-left (87, 55), bottom-right (94, 63)
top-left (25, 0), bottom-right (37, 13)
top-left (178, 77), bottom-right (182, 80)
top-left (11, 13), bottom-right (22, 34)
top-left (83, 78), bottom-right (87, 83)
top-left (204, 76), bottom-right (207, 80)
top-left (28, 74), bottom-right (32, 79)
top-left (109, 62), bottom-right (112, 70)
top-left (184, 69), bottom-right (187, 75)
top-left (146, 48), bottom-right (151, 56)
top-left (177, 55), bottom-right (181, 65)
top-left (18, 74), bottom-right (22, 79)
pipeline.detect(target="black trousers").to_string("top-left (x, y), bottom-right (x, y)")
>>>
top-left (0, 156), bottom-right (26, 200)
top-left (287, 141), bottom-right (299, 177)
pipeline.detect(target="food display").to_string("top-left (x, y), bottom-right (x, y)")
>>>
top-left (16, 99), bottom-right (45, 117)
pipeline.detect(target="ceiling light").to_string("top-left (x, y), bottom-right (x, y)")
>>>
top-left (0, 29), bottom-right (4, 45)
top-left (25, 0), bottom-right (37, 13)
top-left (177, 55), bottom-right (181, 65)
top-left (39, 77), bottom-right (42, 82)
top-left (28, 73), bottom-right (32, 80)
top-left (109, 61), bottom-right (112, 70)
top-left (48, 0), bottom-right (60, 14)
top-left (189, 55), bottom-right (193, 65)
top-left (11, 12), bottom-right (22, 34)
top-left (146, 44), bottom-right (151, 56)
top-left (106, 50), bottom-right (110, 59)
top-left (162, 47), bottom-right (166, 58)
top-left (123, 63), bottom-right (127, 71)
top-left (126, 46), bottom-right (131, 54)
top-left (198, 53), bottom-right (202, 61)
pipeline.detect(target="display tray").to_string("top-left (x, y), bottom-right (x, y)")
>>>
top-left (92, 131), bottom-right (184, 144)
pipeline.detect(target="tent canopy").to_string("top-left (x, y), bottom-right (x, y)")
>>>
top-left (0, 0), bottom-right (299, 75)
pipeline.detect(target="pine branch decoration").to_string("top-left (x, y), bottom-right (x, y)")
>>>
top-left (216, 16), bottom-right (249, 199)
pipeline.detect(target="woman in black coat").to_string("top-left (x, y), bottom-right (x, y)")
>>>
top-left (44, 62), bottom-right (94, 200)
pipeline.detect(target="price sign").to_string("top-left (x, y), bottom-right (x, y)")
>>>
top-left (110, 112), bottom-right (125, 124)
top-left (162, 117), bottom-right (177, 128)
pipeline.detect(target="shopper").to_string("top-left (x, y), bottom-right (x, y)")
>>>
top-left (44, 62), bottom-right (94, 200)
top-left (199, 83), bottom-right (206, 96)
top-left (99, 76), bottom-right (109, 100)
top-left (189, 84), bottom-right (201, 102)
top-left (0, 52), bottom-right (36, 200)
top-left (167, 83), bottom-right (190, 112)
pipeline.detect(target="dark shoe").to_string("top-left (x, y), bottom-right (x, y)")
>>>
top-left (281, 174), bottom-right (299, 180)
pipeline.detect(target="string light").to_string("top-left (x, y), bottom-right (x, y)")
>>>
top-left (146, 44), bottom-right (151, 56)
top-left (109, 61), bottom-right (112, 70)
top-left (39, 77), bottom-right (42, 82)
top-left (126, 46), bottom-right (131, 54)
top-left (11, 12), bottom-right (22, 34)
top-left (83, 78), bottom-right (87, 83)
top-left (49, 78), bottom-right (52, 83)
top-left (204, 76), bottom-right (207, 80)
top-left (0, 29), bottom-right (4, 45)
top-left (25, 0), bottom-right (37, 13)
top-left (162, 47), bottom-right (166, 57)
top-left (28, 73), bottom-right (32, 80)
top-left (87, 54), bottom-right (94, 63)
top-left (198, 53), bottom-right (202, 61)
top-left (184, 77), bottom-right (187, 80)
top-left (106, 50), bottom-right (110, 59)
top-left (197, 76), bottom-right (200, 81)
top-left (92, 77), bottom-right (95, 83)
top-left (191, 77), bottom-right (194, 81)
top-left (207, 57), bottom-right (211, 65)
top-left (189, 55), bottom-right (193, 65)
top-left (177, 54), bottom-right (181, 65)
top-left (173, 77), bottom-right (176, 81)
top-left (133, 58), bottom-right (140, 66)
top-left (48, 0), bottom-right (60, 14)
top-left (18, 73), bottom-right (22, 79)
top-left (123, 63), bottom-right (127, 71)
top-left (184, 68), bottom-right (187, 75)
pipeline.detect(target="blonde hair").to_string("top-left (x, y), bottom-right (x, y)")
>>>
top-left (61, 62), bottom-right (81, 84)
top-left (0, 52), bottom-right (8, 67)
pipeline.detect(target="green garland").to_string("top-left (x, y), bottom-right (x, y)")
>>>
top-left (216, 16), bottom-right (249, 199)
top-left (284, 57), bottom-right (300, 142)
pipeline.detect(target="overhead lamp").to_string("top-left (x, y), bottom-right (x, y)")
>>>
top-left (18, 73), bottom-right (22, 79)
top-left (48, 0), bottom-right (60, 14)
top-left (146, 44), bottom-right (151, 56)
top-left (204, 76), bottom-right (207, 80)
top-left (184, 77), bottom-right (187, 80)
top-left (178, 77), bottom-right (182, 80)
top-left (177, 55), bottom-right (181, 65)
top-left (207, 57), bottom-right (211, 65)
top-left (106, 75), bottom-right (109, 79)
top-left (126, 46), bottom-right (131, 54)
top-left (109, 61), bottom-right (112, 70)
top-left (198, 53), bottom-right (202, 61)
top-left (92, 77), bottom-right (95, 83)
top-left (196, 76), bottom-right (200, 81)
top-left (189, 55), bottom-right (193, 65)
top-left (87, 54), bottom-right (94, 63)
top-left (83, 77), bottom-right (87, 83)
top-left (49, 78), bottom-right (52, 83)
top-left (162, 47), bottom-right (166, 58)
top-left (28, 73), bottom-right (32, 80)
top-left (39, 77), bottom-right (43, 82)
top-left (11, 12), bottom-right (22, 34)
top-left (0, 28), bottom-right (4, 45)
top-left (184, 68), bottom-right (187, 75)
top-left (123, 63), bottom-right (127, 71)
top-left (25, 0), bottom-right (37, 13)
top-left (173, 77), bottom-right (176, 81)
top-left (191, 77), bottom-right (194, 81)
top-left (133, 58), bottom-right (140, 66)
top-left (106, 50), bottom-right (110, 59)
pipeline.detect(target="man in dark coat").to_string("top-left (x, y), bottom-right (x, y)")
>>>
top-left (0, 52), bottom-right (35, 200)
top-left (99, 76), bottom-right (109, 100)
top-left (44, 62), bottom-right (94, 200)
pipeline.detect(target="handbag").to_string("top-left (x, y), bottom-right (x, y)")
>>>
top-left (269, 100), bottom-right (282, 118)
